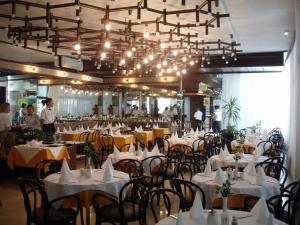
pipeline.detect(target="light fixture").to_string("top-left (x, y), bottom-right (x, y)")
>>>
top-left (160, 43), bottom-right (166, 49)
top-left (100, 52), bottom-right (106, 59)
top-left (104, 41), bottom-right (111, 48)
top-left (120, 58), bottom-right (126, 65)
top-left (162, 60), bottom-right (168, 66)
top-left (167, 67), bottom-right (172, 73)
top-left (157, 63), bottom-right (162, 69)
top-left (136, 63), bottom-right (141, 69)
top-left (132, 47), bottom-right (136, 51)
top-left (190, 61), bottom-right (195, 66)
top-left (182, 69), bottom-right (186, 74)
top-left (148, 54), bottom-right (154, 61)
top-left (176, 71), bottom-right (181, 76)
top-left (105, 23), bottom-right (111, 31)
top-left (74, 43), bottom-right (81, 51)
top-left (126, 50), bottom-right (133, 57)
top-left (182, 56), bottom-right (187, 62)
top-left (156, 32), bottom-right (160, 36)
top-left (284, 31), bottom-right (289, 36)
top-left (173, 65), bottom-right (178, 71)
top-left (143, 58), bottom-right (149, 64)
top-left (173, 50), bottom-right (178, 56)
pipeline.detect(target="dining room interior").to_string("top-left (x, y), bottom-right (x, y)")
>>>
top-left (0, 0), bottom-right (299, 225)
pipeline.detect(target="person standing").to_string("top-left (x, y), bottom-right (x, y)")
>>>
top-left (193, 107), bottom-right (203, 130)
top-left (107, 104), bottom-right (114, 115)
top-left (162, 107), bottom-right (171, 121)
top-left (18, 103), bottom-right (26, 123)
top-left (24, 104), bottom-right (40, 128)
top-left (171, 104), bottom-right (179, 121)
top-left (212, 105), bottom-right (222, 132)
top-left (0, 102), bottom-right (12, 132)
top-left (40, 98), bottom-right (55, 132)
top-left (92, 104), bottom-right (99, 116)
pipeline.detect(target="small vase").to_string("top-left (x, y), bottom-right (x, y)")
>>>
top-left (85, 157), bottom-right (93, 178)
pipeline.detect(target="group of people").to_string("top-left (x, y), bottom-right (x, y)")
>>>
top-left (125, 104), bottom-right (148, 117)
top-left (193, 105), bottom-right (222, 132)
top-left (161, 104), bottom-right (179, 121)
top-left (0, 98), bottom-right (56, 133)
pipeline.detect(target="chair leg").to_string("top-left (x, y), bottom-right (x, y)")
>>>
top-left (80, 207), bottom-right (84, 225)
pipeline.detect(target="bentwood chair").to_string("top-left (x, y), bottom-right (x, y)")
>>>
top-left (93, 177), bottom-right (145, 225)
top-left (18, 177), bottom-right (82, 225)
top-left (267, 194), bottom-right (300, 225)
top-left (171, 178), bottom-right (206, 209)
top-left (35, 160), bottom-right (62, 185)
top-left (255, 162), bottom-right (288, 189)
top-left (114, 159), bottom-right (144, 179)
top-left (281, 179), bottom-right (300, 196)
top-left (98, 134), bottom-right (114, 161)
top-left (139, 188), bottom-right (186, 225)
top-left (174, 160), bottom-right (205, 181)
top-left (78, 131), bottom-right (90, 142)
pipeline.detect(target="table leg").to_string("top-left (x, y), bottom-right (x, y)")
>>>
top-left (86, 207), bottom-right (90, 225)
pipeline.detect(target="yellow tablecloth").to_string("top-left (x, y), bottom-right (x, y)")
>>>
top-left (135, 131), bottom-right (154, 147)
top-left (153, 128), bottom-right (171, 139)
top-left (94, 135), bottom-right (135, 152)
top-left (62, 131), bottom-right (95, 142)
top-left (6, 146), bottom-right (70, 170)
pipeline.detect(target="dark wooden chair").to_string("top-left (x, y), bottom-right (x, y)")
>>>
top-left (18, 177), bottom-right (82, 225)
top-left (35, 160), bottom-right (62, 185)
top-left (98, 135), bottom-right (114, 161)
top-left (114, 159), bottom-right (144, 179)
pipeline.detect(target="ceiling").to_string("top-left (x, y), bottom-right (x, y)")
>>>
top-left (0, 0), bottom-right (295, 93)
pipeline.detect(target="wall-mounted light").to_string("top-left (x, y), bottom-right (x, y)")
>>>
top-left (25, 65), bottom-right (38, 73)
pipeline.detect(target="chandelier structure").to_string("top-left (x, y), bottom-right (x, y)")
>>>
top-left (0, 0), bottom-right (241, 77)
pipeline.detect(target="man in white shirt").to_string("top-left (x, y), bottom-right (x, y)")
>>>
top-left (0, 102), bottom-right (12, 132)
top-left (193, 107), bottom-right (203, 130)
top-left (162, 107), bottom-right (171, 121)
top-left (212, 105), bottom-right (222, 132)
top-left (40, 98), bottom-right (55, 132)
top-left (171, 104), bottom-right (179, 121)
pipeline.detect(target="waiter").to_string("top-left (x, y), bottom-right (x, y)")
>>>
top-left (40, 98), bottom-right (55, 132)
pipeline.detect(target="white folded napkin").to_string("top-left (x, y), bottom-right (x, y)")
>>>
top-left (219, 149), bottom-right (225, 159)
top-left (190, 128), bottom-right (195, 134)
top-left (137, 148), bottom-right (143, 156)
top-left (204, 159), bottom-right (212, 176)
top-left (59, 158), bottom-right (73, 183)
top-left (223, 145), bottom-right (230, 156)
top-left (103, 158), bottom-right (114, 181)
top-left (267, 213), bottom-right (274, 225)
top-left (190, 191), bottom-right (205, 223)
top-left (68, 126), bottom-right (72, 132)
top-left (142, 147), bottom-right (149, 158)
top-left (209, 128), bottom-right (214, 132)
top-left (138, 126), bottom-right (143, 131)
top-left (87, 126), bottom-right (90, 131)
top-left (243, 160), bottom-right (257, 176)
top-left (109, 129), bottom-right (113, 135)
top-left (134, 126), bottom-right (138, 132)
top-left (122, 123), bottom-right (126, 128)
top-left (93, 123), bottom-right (98, 129)
top-left (175, 132), bottom-right (179, 138)
top-left (156, 123), bottom-right (159, 128)
top-left (63, 127), bottom-right (67, 132)
top-left (113, 145), bottom-right (120, 156)
top-left (176, 210), bottom-right (186, 225)
top-left (214, 168), bottom-right (226, 184)
top-left (81, 125), bottom-right (84, 131)
top-left (250, 196), bottom-right (270, 223)
top-left (256, 166), bottom-right (266, 185)
top-left (195, 127), bottom-right (199, 134)
top-left (152, 144), bottom-right (160, 154)
top-left (27, 140), bottom-right (42, 147)
top-left (129, 143), bottom-right (135, 153)
top-left (116, 129), bottom-right (121, 135)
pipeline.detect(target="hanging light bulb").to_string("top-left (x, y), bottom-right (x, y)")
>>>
top-left (182, 69), bottom-right (186, 74)
top-left (190, 61), bottom-right (195, 66)
top-left (157, 63), bottom-right (162, 69)
top-left (234, 56), bottom-right (237, 61)
top-left (132, 47), bottom-right (136, 51)
top-left (120, 58), bottom-right (126, 65)
top-left (74, 43), bottom-right (81, 51)
top-left (104, 41), bottom-right (111, 48)
top-left (136, 63), bottom-right (141, 69)
top-left (176, 71), bottom-right (181, 76)
top-left (173, 50), bottom-right (178, 56)
top-left (60, 85), bottom-right (64, 90)
top-left (100, 52), bottom-right (106, 59)
top-left (156, 32), bottom-right (160, 36)
top-left (167, 67), bottom-right (172, 73)
top-left (105, 23), bottom-right (111, 31)
top-left (160, 43), bottom-right (166, 49)
top-left (143, 58), bottom-right (149, 64)
top-left (173, 65), bottom-right (178, 71)
top-left (182, 56), bottom-right (187, 62)
top-left (162, 60), bottom-right (168, 66)
top-left (148, 54), bottom-right (154, 61)
top-left (126, 50), bottom-right (133, 57)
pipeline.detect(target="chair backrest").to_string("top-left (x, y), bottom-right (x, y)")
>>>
top-left (35, 160), bottom-right (62, 184)
top-left (79, 131), bottom-right (90, 142)
top-left (139, 188), bottom-right (186, 225)
top-left (141, 155), bottom-right (168, 177)
top-left (262, 156), bottom-right (285, 166)
top-left (282, 179), bottom-right (300, 197)
top-left (174, 161), bottom-right (204, 181)
top-left (167, 145), bottom-right (185, 166)
top-left (154, 137), bottom-right (169, 154)
top-left (255, 162), bottom-right (288, 187)
top-left (114, 159), bottom-right (144, 179)
top-left (205, 145), bottom-right (221, 158)
top-left (18, 177), bottom-right (48, 224)
top-left (91, 130), bottom-right (101, 142)
top-left (269, 133), bottom-right (284, 149)
top-left (267, 194), bottom-right (300, 225)
top-left (171, 178), bottom-right (206, 209)
top-left (99, 135), bottom-right (114, 150)
top-left (263, 148), bottom-right (286, 160)
top-left (119, 143), bottom-right (131, 152)
top-left (90, 152), bottom-right (102, 169)
top-left (192, 138), bottom-right (205, 152)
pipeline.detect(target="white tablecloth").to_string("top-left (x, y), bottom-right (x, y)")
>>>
top-left (14, 144), bottom-right (64, 163)
top-left (108, 152), bottom-right (163, 175)
top-left (168, 137), bottom-right (204, 149)
top-left (192, 172), bottom-right (281, 208)
top-left (156, 210), bottom-right (287, 225)
top-left (210, 154), bottom-right (268, 170)
top-left (44, 169), bottom-right (129, 203)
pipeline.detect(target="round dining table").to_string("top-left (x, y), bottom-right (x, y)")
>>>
top-left (156, 210), bottom-right (287, 225)
top-left (191, 172), bottom-right (281, 208)
top-left (44, 169), bottom-right (129, 225)
top-left (209, 154), bottom-right (268, 171)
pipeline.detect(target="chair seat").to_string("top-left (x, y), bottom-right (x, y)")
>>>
top-left (143, 176), bottom-right (164, 186)
top-left (165, 168), bottom-right (175, 178)
top-left (34, 207), bottom-right (77, 224)
top-left (95, 202), bottom-right (140, 221)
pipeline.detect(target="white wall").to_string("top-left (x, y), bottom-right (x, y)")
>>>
top-left (184, 97), bottom-right (190, 121)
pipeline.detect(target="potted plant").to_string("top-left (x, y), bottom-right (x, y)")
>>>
top-left (221, 97), bottom-right (241, 150)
